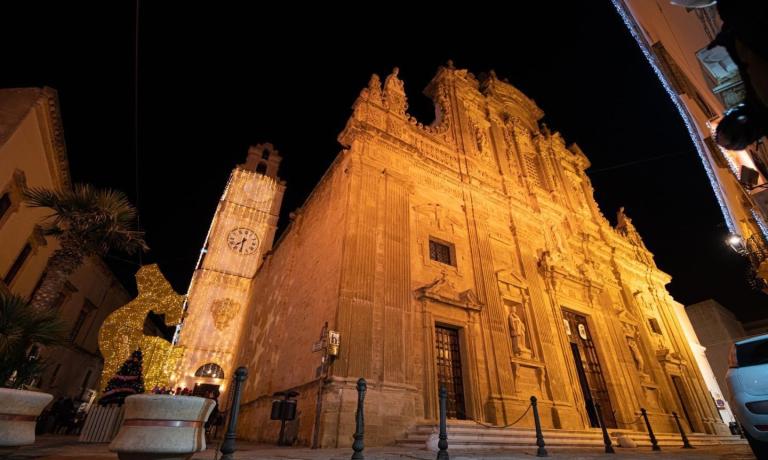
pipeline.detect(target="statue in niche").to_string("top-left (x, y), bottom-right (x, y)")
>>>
top-left (627, 333), bottom-right (650, 382)
top-left (474, 125), bottom-right (491, 160)
top-left (627, 337), bottom-right (644, 372)
top-left (549, 223), bottom-right (566, 255)
top-left (508, 305), bottom-right (532, 358)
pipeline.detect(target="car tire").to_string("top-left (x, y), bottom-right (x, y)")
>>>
top-left (745, 429), bottom-right (768, 459)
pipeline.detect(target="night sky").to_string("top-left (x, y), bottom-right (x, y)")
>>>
top-left (4, 2), bottom-right (767, 321)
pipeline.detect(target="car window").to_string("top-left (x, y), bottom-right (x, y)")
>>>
top-left (737, 337), bottom-right (768, 367)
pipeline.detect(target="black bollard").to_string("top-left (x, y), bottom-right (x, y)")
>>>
top-left (351, 378), bottom-right (366, 460)
top-left (530, 396), bottom-right (548, 458)
top-left (437, 386), bottom-right (449, 460)
top-left (672, 412), bottom-right (694, 449)
top-left (220, 367), bottom-right (248, 460)
top-left (640, 408), bottom-right (661, 451)
top-left (595, 402), bottom-right (615, 454)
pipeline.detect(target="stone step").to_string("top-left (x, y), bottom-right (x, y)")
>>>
top-left (397, 424), bottom-right (746, 450)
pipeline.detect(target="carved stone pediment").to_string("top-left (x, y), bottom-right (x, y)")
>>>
top-left (417, 273), bottom-right (483, 311)
top-left (656, 347), bottom-right (685, 367)
top-left (496, 268), bottom-right (525, 288)
top-left (413, 203), bottom-right (463, 233)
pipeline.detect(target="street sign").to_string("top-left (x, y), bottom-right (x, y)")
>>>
top-left (328, 330), bottom-right (340, 356)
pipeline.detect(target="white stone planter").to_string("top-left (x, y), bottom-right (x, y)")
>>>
top-left (109, 394), bottom-right (215, 460)
top-left (0, 388), bottom-right (53, 452)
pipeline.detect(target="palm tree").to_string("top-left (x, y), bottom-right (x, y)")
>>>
top-left (24, 184), bottom-right (148, 311)
top-left (0, 293), bottom-right (67, 387)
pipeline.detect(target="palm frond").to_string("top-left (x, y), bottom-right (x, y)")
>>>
top-left (23, 184), bottom-right (148, 257)
top-left (0, 293), bottom-right (67, 383)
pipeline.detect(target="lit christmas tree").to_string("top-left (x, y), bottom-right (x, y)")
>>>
top-left (98, 349), bottom-right (145, 405)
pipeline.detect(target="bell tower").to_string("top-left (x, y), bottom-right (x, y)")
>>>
top-left (173, 143), bottom-right (285, 395)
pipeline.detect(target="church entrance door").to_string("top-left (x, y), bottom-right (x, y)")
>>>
top-left (671, 375), bottom-right (698, 432)
top-left (435, 325), bottom-right (467, 419)
top-left (563, 310), bottom-right (617, 428)
top-left (193, 383), bottom-right (220, 397)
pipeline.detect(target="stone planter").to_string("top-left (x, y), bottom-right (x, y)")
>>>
top-left (0, 388), bottom-right (53, 453)
top-left (109, 394), bottom-right (215, 460)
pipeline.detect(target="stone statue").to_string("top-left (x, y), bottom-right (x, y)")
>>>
top-left (509, 305), bottom-right (532, 358)
top-left (627, 336), bottom-right (646, 375)
top-left (627, 339), bottom-right (644, 371)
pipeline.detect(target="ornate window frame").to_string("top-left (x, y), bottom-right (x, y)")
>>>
top-left (0, 170), bottom-right (27, 229)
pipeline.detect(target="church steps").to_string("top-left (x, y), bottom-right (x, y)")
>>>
top-left (396, 423), bottom-right (745, 449)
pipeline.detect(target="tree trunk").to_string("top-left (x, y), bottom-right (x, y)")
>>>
top-left (30, 245), bottom-right (83, 311)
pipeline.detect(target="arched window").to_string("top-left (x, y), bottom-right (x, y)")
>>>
top-left (262, 149), bottom-right (270, 160)
top-left (194, 362), bottom-right (224, 379)
top-left (256, 162), bottom-right (267, 174)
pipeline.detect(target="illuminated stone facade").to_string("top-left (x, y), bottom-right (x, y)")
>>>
top-left (174, 144), bottom-right (284, 396)
top-left (180, 66), bottom-right (728, 446)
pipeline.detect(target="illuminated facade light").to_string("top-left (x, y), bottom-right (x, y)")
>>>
top-left (727, 233), bottom-right (746, 254)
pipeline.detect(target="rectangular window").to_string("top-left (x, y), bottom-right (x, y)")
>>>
top-left (0, 193), bottom-right (11, 221)
top-left (523, 154), bottom-right (544, 188)
top-left (429, 239), bottom-right (454, 266)
top-left (69, 299), bottom-right (93, 342)
top-left (648, 318), bottom-right (663, 335)
top-left (4, 243), bottom-right (32, 285)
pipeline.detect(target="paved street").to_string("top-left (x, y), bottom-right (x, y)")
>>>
top-left (0, 436), bottom-right (757, 460)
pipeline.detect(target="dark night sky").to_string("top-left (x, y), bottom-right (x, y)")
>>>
top-left (3, 2), bottom-right (767, 321)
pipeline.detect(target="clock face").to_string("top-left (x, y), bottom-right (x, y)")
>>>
top-left (227, 228), bottom-right (260, 254)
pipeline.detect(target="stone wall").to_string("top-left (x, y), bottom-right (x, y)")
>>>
top-left (235, 155), bottom-right (350, 444)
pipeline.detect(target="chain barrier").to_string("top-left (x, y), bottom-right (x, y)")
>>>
top-left (472, 402), bottom-right (532, 429)
top-left (614, 413), bottom-right (643, 427)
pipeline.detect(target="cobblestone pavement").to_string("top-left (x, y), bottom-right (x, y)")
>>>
top-left (1, 436), bottom-right (757, 460)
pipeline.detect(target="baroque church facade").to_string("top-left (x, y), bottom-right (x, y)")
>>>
top-left (175, 64), bottom-right (727, 446)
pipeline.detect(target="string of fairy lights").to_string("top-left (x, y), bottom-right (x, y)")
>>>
top-left (170, 166), bottom-right (280, 389)
top-left (611, 0), bottom-right (739, 235)
top-left (98, 264), bottom-right (185, 392)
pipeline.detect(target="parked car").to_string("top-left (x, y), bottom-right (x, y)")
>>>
top-left (727, 333), bottom-right (768, 459)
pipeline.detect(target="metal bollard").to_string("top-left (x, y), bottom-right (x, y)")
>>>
top-left (220, 367), bottom-right (248, 460)
top-left (351, 378), bottom-right (366, 460)
top-left (530, 396), bottom-right (548, 458)
top-left (595, 402), bottom-right (615, 454)
top-left (672, 412), bottom-right (694, 449)
top-left (437, 386), bottom-right (449, 460)
top-left (640, 408), bottom-right (661, 451)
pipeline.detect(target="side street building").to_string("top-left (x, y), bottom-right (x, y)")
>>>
top-left (0, 87), bottom-right (130, 404)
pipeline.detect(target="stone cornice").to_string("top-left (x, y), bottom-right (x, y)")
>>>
top-left (35, 87), bottom-right (71, 191)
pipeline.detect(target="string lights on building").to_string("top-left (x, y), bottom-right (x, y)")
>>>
top-left (172, 159), bottom-right (281, 392)
top-left (611, 0), bottom-right (738, 234)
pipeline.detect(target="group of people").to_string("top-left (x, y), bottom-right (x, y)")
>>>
top-left (38, 396), bottom-right (87, 435)
top-left (150, 385), bottom-right (193, 395)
